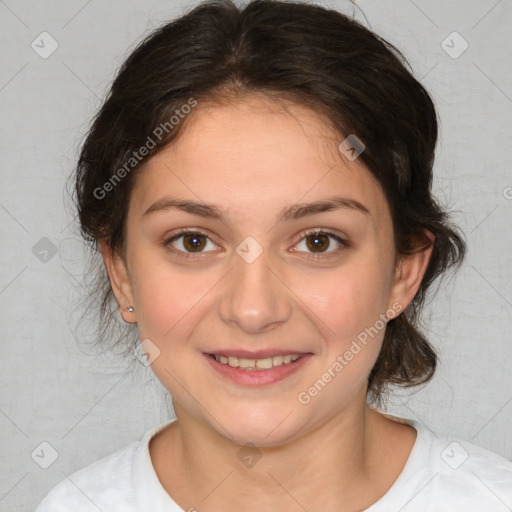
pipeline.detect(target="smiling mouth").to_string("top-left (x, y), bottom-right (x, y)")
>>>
top-left (207, 353), bottom-right (305, 370)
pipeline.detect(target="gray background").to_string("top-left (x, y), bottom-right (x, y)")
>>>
top-left (0, 0), bottom-right (511, 510)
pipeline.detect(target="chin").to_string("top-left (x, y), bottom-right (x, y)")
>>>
top-left (216, 407), bottom-right (301, 448)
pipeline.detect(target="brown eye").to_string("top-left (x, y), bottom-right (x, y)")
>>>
top-left (294, 231), bottom-right (347, 255)
top-left (165, 231), bottom-right (218, 255)
top-left (183, 233), bottom-right (207, 252)
top-left (305, 233), bottom-right (330, 253)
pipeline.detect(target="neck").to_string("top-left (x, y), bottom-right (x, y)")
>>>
top-left (150, 396), bottom-right (414, 512)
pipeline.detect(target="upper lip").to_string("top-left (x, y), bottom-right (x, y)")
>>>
top-left (205, 349), bottom-right (310, 359)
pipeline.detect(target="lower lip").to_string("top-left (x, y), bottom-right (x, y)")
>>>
top-left (203, 353), bottom-right (313, 386)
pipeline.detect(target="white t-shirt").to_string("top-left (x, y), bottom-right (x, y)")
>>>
top-left (35, 416), bottom-right (512, 512)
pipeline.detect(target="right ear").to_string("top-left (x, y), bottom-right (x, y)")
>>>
top-left (99, 239), bottom-right (136, 323)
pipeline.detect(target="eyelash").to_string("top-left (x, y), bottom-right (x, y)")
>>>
top-left (162, 228), bottom-right (349, 259)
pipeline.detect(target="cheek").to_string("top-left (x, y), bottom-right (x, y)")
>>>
top-left (129, 250), bottom-right (216, 341)
top-left (291, 264), bottom-right (392, 405)
top-left (294, 258), bottom-right (392, 343)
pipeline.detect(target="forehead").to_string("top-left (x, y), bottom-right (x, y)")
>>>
top-left (131, 95), bottom-right (390, 226)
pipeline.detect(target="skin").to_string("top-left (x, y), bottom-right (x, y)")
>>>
top-left (101, 94), bottom-right (434, 512)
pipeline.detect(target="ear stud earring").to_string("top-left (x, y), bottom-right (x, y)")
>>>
top-left (127, 306), bottom-right (134, 312)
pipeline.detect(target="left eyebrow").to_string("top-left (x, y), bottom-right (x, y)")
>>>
top-left (276, 196), bottom-right (370, 223)
top-left (142, 196), bottom-right (370, 222)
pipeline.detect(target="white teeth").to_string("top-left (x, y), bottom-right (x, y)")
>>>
top-left (238, 358), bottom-right (255, 368)
top-left (213, 353), bottom-right (301, 370)
top-left (256, 358), bottom-right (273, 369)
top-left (227, 356), bottom-right (239, 367)
top-left (273, 356), bottom-right (284, 366)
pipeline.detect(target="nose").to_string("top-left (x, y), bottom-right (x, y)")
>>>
top-left (217, 250), bottom-right (293, 334)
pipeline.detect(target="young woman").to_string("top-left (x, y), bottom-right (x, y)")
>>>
top-left (35, 1), bottom-right (512, 511)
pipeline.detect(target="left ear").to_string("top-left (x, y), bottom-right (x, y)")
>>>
top-left (388, 230), bottom-right (435, 314)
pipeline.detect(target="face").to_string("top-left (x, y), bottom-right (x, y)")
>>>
top-left (104, 94), bottom-right (430, 446)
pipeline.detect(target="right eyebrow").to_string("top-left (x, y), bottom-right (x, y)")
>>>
top-left (143, 198), bottom-right (225, 220)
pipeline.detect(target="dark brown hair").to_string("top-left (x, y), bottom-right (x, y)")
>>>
top-left (74, 0), bottom-right (466, 404)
